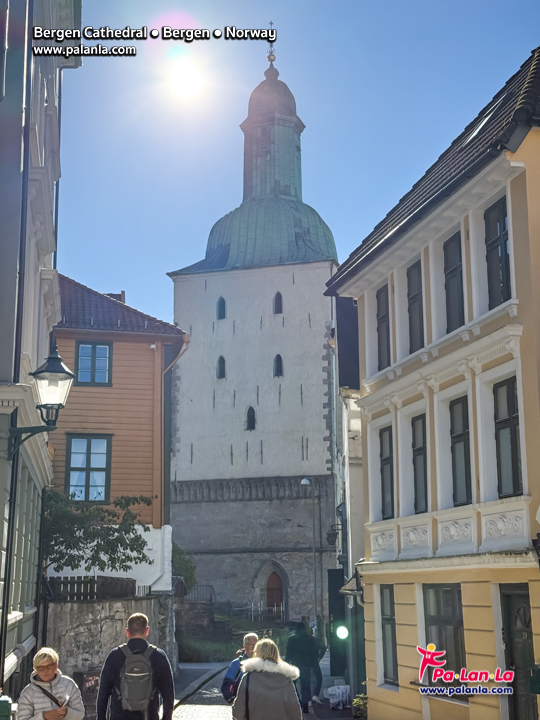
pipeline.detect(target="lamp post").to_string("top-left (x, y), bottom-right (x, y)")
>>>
top-left (301, 477), bottom-right (318, 633)
top-left (0, 341), bottom-right (74, 687)
top-left (7, 341), bottom-right (74, 458)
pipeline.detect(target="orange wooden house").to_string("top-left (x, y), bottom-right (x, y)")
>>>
top-left (50, 275), bottom-right (187, 591)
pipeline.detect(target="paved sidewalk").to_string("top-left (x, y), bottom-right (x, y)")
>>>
top-left (176, 662), bottom-right (227, 696)
top-left (173, 660), bottom-right (353, 719)
top-left (173, 668), bottom-right (232, 720)
top-left (312, 699), bottom-right (352, 718)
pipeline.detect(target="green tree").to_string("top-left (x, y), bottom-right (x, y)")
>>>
top-left (171, 542), bottom-right (197, 591)
top-left (43, 490), bottom-right (154, 573)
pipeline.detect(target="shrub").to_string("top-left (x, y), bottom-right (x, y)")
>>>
top-left (352, 693), bottom-right (368, 718)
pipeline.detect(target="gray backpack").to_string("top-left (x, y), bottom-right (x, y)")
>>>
top-left (119, 644), bottom-right (156, 713)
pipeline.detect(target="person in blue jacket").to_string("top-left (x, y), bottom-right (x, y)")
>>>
top-left (221, 633), bottom-right (258, 704)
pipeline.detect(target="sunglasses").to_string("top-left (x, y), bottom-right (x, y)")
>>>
top-left (36, 663), bottom-right (57, 672)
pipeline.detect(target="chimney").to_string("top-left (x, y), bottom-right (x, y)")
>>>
top-left (105, 291), bottom-right (126, 303)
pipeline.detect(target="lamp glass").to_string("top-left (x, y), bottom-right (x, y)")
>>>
top-left (301, 478), bottom-right (310, 485)
top-left (34, 372), bottom-right (73, 408)
top-left (336, 625), bottom-right (349, 640)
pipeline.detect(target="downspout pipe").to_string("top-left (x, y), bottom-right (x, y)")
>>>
top-left (0, 0), bottom-right (35, 689)
top-left (150, 334), bottom-right (190, 590)
top-left (52, 67), bottom-right (63, 270)
top-left (33, 488), bottom-right (47, 647)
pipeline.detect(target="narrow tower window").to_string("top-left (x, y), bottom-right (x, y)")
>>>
top-left (273, 354), bottom-right (283, 377)
top-left (217, 296), bottom-right (226, 320)
top-left (216, 356), bottom-right (226, 379)
top-left (246, 407), bottom-right (256, 431)
top-left (273, 292), bottom-right (283, 315)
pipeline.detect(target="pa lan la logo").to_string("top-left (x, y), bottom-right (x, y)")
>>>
top-left (416, 644), bottom-right (514, 684)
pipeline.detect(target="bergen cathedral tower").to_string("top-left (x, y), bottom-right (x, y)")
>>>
top-left (168, 50), bottom-right (339, 623)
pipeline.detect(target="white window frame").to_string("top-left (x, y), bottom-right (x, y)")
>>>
top-left (434, 379), bottom-right (476, 511)
top-left (398, 397), bottom-right (429, 518)
top-left (394, 253), bottom-right (426, 362)
top-left (364, 278), bottom-right (394, 379)
top-left (373, 582), bottom-right (400, 691)
top-left (476, 358), bottom-right (526, 502)
top-left (429, 221), bottom-right (468, 343)
top-left (367, 412), bottom-right (396, 523)
top-left (468, 184), bottom-right (516, 322)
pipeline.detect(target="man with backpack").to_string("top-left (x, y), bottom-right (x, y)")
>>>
top-left (97, 613), bottom-right (174, 720)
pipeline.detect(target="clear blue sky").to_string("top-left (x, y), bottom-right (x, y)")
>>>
top-left (58, 0), bottom-right (540, 323)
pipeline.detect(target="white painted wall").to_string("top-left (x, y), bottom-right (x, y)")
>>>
top-left (171, 261), bottom-right (336, 481)
top-left (49, 525), bottom-right (173, 592)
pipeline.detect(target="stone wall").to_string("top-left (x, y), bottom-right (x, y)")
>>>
top-left (171, 475), bottom-right (336, 622)
top-left (47, 595), bottom-right (178, 678)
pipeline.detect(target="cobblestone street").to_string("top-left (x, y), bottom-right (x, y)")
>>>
top-left (173, 671), bottom-right (232, 720)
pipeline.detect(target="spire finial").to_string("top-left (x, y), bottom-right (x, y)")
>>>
top-left (267, 21), bottom-right (276, 63)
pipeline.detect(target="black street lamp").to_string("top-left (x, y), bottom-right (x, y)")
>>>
top-left (8, 342), bottom-right (74, 458)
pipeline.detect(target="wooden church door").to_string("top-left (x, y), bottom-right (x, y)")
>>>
top-left (266, 572), bottom-right (283, 609)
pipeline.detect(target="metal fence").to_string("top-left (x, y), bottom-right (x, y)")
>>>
top-left (231, 603), bottom-right (285, 623)
top-left (184, 584), bottom-right (217, 604)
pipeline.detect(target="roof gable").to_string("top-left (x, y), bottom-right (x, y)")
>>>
top-left (327, 46), bottom-right (540, 294)
top-left (57, 275), bottom-right (184, 337)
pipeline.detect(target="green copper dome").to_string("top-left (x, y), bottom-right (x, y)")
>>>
top-left (169, 64), bottom-right (337, 277)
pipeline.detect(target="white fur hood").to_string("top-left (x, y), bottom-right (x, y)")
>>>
top-left (241, 657), bottom-right (300, 680)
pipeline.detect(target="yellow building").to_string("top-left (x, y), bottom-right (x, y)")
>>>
top-left (327, 47), bottom-right (540, 720)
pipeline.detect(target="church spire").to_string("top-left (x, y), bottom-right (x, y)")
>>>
top-left (267, 21), bottom-right (276, 63)
top-left (240, 57), bottom-right (305, 202)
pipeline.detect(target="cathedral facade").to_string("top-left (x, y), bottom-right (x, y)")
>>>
top-left (168, 61), bottom-right (339, 622)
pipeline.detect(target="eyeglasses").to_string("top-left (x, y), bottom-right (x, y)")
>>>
top-left (36, 663), bottom-right (57, 672)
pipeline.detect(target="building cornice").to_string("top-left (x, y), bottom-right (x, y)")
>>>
top-left (0, 384), bottom-right (54, 486)
top-left (333, 155), bottom-right (524, 298)
top-left (358, 324), bottom-right (522, 418)
top-left (171, 475), bottom-right (333, 503)
top-left (356, 550), bottom-right (537, 575)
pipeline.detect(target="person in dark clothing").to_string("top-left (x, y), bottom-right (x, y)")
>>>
top-left (97, 613), bottom-right (174, 720)
top-left (285, 623), bottom-right (317, 713)
top-left (310, 633), bottom-right (327, 704)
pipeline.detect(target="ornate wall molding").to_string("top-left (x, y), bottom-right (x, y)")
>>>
top-left (371, 531), bottom-right (395, 552)
top-left (485, 513), bottom-right (523, 539)
top-left (440, 520), bottom-right (472, 544)
top-left (171, 474), bottom-right (333, 503)
top-left (401, 526), bottom-right (429, 549)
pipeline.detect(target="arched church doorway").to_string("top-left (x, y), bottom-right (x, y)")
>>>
top-left (267, 572), bottom-right (283, 610)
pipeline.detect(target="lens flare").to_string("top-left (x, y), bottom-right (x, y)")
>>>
top-left (167, 58), bottom-right (205, 99)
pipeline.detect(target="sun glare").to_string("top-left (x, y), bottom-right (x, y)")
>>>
top-left (167, 58), bottom-right (205, 100)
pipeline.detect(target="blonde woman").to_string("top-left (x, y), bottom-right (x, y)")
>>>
top-left (18, 648), bottom-right (85, 720)
top-left (232, 638), bottom-right (302, 720)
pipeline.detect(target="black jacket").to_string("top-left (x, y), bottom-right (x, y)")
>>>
top-left (97, 639), bottom-right (174, 720)
top-left (285, 631), bottom-right (318, 669)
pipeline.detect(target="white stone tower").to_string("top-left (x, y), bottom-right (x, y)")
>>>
top-left (168, 58), bottom-right (339, 622)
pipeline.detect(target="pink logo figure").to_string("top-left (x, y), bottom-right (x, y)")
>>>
top-left (417, 643), bottom-right (446, 682)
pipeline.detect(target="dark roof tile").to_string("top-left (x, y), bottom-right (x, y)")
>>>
top-left (57, 275), bottom-right (184, 337)
top-left (327, 46), bottom-right (540, 294)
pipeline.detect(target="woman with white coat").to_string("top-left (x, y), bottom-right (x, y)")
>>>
top-left (18, 648), bottom-right (85, 720)
top-left (232, 638), bottom-right (302, 720)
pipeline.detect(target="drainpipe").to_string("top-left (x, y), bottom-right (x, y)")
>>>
top-left (0, 0), bottom-right (35, 689)
top-left (150, 334), bottom-right (190, 590)
top-left (52, 67), bottom-right (63, 270)
top-left (33, 487), bottom-right (47, 647)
